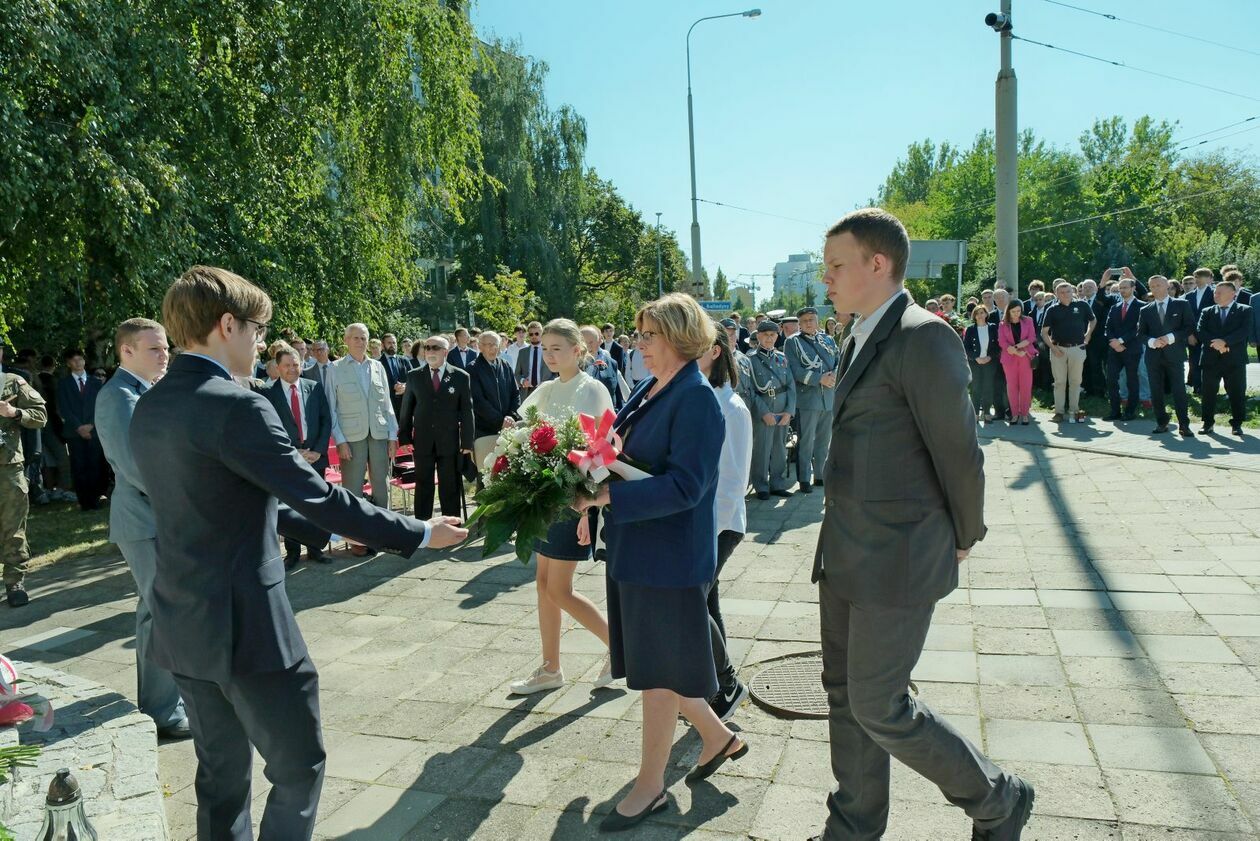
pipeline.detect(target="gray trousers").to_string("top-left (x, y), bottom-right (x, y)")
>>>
top-left (117, 538), bottom-right (186, 728)
top-left (174, 656), bottom-right (324, 841)
top-left (796, 409), bottom-right (832, 486)
top-left (751, 420), bottom-right (790, 493)
top-left (341, 436), bottom-right (390, 509)
top-left (819, 575), bottom-right (1017, 839)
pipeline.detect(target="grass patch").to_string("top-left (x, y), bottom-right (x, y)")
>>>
top-left (25, 500), bottom-right (111, 569)
top-left (1030, 387), bottom-right (1260, 428)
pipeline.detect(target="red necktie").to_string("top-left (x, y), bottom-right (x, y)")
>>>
top-left (432, 368), bottom-right (441, 392)
top-left (289, 384), bottom-right (303, 442)
top-left (1121, 300), bottom-right (1129, 319)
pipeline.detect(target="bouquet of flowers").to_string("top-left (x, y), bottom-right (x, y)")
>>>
top-left (467, 407), bottom-right (648, 563)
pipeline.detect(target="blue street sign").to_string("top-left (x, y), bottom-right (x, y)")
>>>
top-left (699, 300), bottom-right (733, 311)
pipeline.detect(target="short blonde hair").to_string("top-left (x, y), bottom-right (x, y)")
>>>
top-left (162, 266), bottom-right (271, 349)
top-left (635, 293), bottom-right (717, 361)
top-left (115, 317), bottom-right (164, 355)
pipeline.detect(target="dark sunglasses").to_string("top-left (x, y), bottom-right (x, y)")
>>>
top-left (423, 344), bottom-right (445, 352)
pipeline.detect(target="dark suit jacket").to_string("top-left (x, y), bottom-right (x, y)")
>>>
top-left (1104, 297), bottom-right (1143, 351)
top-left (468, 355), bottom-right (520, 439)
top-left (604, 341), bottom-right (626, 370)
top-left (963, 324), bottom-right (999, 362)
top-left (301, 361), bottom-right (334, 394)
top-left (512, 344), bottom-right (556, 388)
top-left (266, 378), bottom-right (332, 473)
top-left (398, 365), bottom-right (475, 453)
top-left (1137, 297), bottom-right (1194, 362)
top-left (1197, 304), bottom-right (1253, 368)
top-left (380, 353), bottom-right (411, 392)
top-left (56, 373), bottom-right (102, 437)
top-left (604, 362), bottom-right (723, 589)
top-left (446, 345), bottom-right (478, 371)
top-left (813, 293), bottom-right (985, 606)
top-left (130, 354), bottom-right (429, 681)
top-left (1184, 285), bottom-right (1216, 330)
top-left (1087, 294), bottom-right (1115, 348)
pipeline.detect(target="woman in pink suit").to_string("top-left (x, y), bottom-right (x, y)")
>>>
top-left (998, 300), bottom-right (1038, 425)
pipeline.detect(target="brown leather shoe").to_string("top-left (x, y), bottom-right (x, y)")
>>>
top-left (349, 544), bottom-right (370, 557)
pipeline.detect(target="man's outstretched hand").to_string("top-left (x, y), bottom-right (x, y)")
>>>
top-left (427, 516), bottom-right (468, 549)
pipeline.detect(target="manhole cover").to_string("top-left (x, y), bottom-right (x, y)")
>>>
top-left (748, 652), bottom-right (828, 718)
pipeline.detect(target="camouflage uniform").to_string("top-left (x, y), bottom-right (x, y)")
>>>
top-left (2, 372), bottom-right (49, 586)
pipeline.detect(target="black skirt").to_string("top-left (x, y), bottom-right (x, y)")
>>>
top-left (534, 511), bottom-right (596, 562)
top-left (607, 576), bottom-right (719, 699)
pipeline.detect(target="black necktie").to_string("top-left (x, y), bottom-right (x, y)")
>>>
top-left (531, 347), bottom-right (540, 385)
top-left (839, 340), bottom-right (856, 377)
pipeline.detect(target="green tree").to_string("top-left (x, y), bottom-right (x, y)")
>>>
top-left (468, 266), bottom-right (541, 333)
top-left (713, 267), bottom-right (729, 301)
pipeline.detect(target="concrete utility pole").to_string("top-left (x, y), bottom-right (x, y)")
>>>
top-left (987, 1), bottom-right (1019, 298)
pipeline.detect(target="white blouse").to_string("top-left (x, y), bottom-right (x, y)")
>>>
top-left (520, 371), bottom-right (614, 420)
top-left (713, 383), bottom-right (753, 535)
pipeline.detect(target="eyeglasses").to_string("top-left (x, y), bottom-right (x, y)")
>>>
top-left (527, 332), bottom-right (541, 338)
top-left (235, 315), bottom-right (269, 338)
top-left (638, 331), bottom-right (659, 344)
top-left (423, 344), bottom-right (446, 352)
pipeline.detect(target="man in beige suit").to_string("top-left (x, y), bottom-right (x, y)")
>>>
top-left (810, 209), bottom-right (1033, 841)
top-left (327, 323), bottom-right (397, 556)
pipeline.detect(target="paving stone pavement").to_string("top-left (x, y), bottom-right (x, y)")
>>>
top-left (3, 435), bottom-right (1260, 839)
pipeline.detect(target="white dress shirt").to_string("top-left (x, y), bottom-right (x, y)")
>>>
top-left (1146, 298), bottom-right (1177, 348)
top-left (850, 289), bottom-right (907, 359)
top-left (974, 322), bottom-right (991, 359)
top-left (713, 383), bottom-right (753, 535)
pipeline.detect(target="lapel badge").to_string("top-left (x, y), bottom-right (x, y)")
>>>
top-left (447, 386), bottom-right (456, 394)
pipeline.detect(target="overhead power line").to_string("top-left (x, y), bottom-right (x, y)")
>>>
top-left (1012, 35), bottom-right (1260, 104)
top-left (696, 198), bottom-right (827, 228)
top-left (1018, 183), bottom-right (1238, 234)
top-left (1037, 0), bottom-right (1260, 59)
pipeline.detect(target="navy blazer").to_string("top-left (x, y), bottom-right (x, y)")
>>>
top-left (468, 355), bottom-right (520, 439)
top-left (604, 361), bottom-right (723, 589)
top-left (56, 373), bottom-right (102, 435)
top-left (380, 353), bottom-right (410, 393)
top-left (962, 324), bottom-right (999, 362)
top-left (130, 353), bottom-right (429, 681)
top-left (1197, 304), bottom-right (1253, 367)
top-left (266, 378), bottom-right (333, 473)
top-left (1104, 297), bottom-right (1142, 349)
top-left (1137, 297), bottom-right (1194, 361)
top-left (446, 345), bottom-right (478, 371)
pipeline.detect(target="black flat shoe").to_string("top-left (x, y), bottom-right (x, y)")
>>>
top-left (798, 483), bottom-right (813, 494)
top-left (756, 491), bottom-right (770, 500)
top-left (599, 790), bottom-right (668, 833)
top-left (770, 489), bottom-right (793, 498)
top-left (5, 583), bottom-right (29, 608)
top-left (1179, 426), bottom-right (1195, 437)
top-left (685, 733), bottom-right (748, 784)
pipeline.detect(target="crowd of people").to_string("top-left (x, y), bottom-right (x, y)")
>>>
top-left (951, 265), bottom-right (1255, 437)
top-left (0, 205), bottom-right (1083, 840)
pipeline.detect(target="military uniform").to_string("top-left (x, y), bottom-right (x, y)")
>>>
top-left (733, 353), bottom-right (755, 409)
top-left (1, 372), bottom-right (49, 601)
top-left (785, 329), bottom-right (839, 489)
top-left (746, 337), bottom-right (796, 496)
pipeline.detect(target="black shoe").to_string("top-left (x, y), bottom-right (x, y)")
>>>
top-left (972, 777), bottom-right (1035, 841)
top-left (1102, 414), bottom-right (1122, 422)
top-left (157, 719), bottom-right (193, 740)
top-left (5, 583), bottom-right (28, 608)
top-left (1200, 424), bottom-right (1215, 434)
top-left (756, 491), bottom-right (770, 500)
top-left (1179, 425), bottom-right (1195, 437)
top-left (770, 489), bottom-right (793, 498)
top-left (709, 680), bottom-right (750, 723)
top-left (599, 791), bottom-right (669, 833)
top-left (1123, 411), bottom-right (1138, 421)
top-left (1151, 424), bottom-right (1169, 434)
top-left (284, 551), bottom-right (301, 570)
top-left (594, 548), bottom-right (607, 562)
top-left (798, 483), bottom-right (813, 494)
top-left (685, 733), bottom-right (749, 784)
top-left (1232, 426), bottom-right (1245, 437)
top-left (308, 549), bottom-right (332, 565)
top-left (813, 479), bottom-right (824, 486)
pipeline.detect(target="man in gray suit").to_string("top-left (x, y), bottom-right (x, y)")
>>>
top-left (811, 209), bottom-right (1033, 841)
top-left (785, 306), bottom-right (838, 494)
top-left (94, 318), bottom-right (190, 739)
top-left (131, 266), bottom-right (469, 840)
top-left (512, 321), bottom-right (555, 395)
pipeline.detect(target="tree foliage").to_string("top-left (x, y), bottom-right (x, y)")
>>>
top-left (877, 116), bottom-right (1260, 302)
top-left (468, 266), bottom-right (541, 333)
top-left (1, 0), bottom-right (483, 355)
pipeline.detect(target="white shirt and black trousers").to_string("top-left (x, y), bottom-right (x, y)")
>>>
top-left (708, 383), bottom-right (752, 700)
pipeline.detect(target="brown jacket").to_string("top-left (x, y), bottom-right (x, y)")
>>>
top-left (813, 292), bottom-right (986, 606)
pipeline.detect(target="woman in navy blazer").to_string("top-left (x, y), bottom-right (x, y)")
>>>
top-left (962, 303), bottom-right (1000, 422)
top-left (578, 294), bottom-right (748, 832)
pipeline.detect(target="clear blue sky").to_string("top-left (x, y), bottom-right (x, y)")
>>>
top-left (472, 0), bottom-right (1260, 302)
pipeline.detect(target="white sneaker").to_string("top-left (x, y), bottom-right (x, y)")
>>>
top-left (593, 654), bottom-right (615, 689)
top-left (509, 665), bottom-right (565, 696)
top-left (1068, 416), bottom-right (1078, 424)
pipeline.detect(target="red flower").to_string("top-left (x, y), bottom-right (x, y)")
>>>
top-left (492, 455), bottom-right (509, 475)
top-left (529, 424), bottom-right (559, 454)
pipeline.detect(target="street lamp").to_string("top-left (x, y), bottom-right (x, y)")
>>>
top-left (686, 8), bottom-right (761, 296)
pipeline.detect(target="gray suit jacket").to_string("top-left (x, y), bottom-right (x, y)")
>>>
top-left (95, 369), bottom-right (155, 544)
top-left (813, 293), bottom-right (986, 606)
top-left (513, 344), bottom-right (556, 388)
